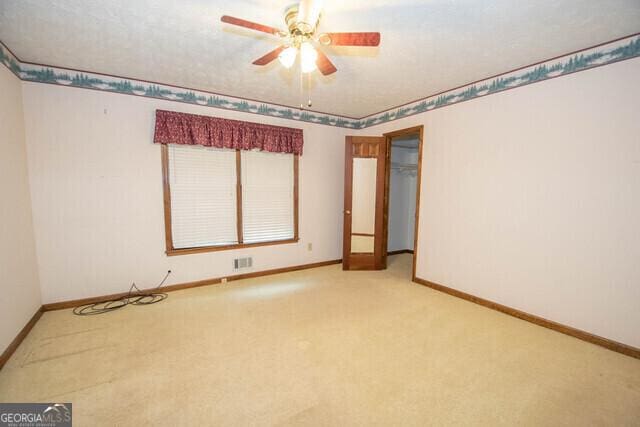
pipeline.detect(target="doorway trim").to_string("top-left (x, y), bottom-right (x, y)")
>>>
top-left (383, 125), bottom-right (424, 280)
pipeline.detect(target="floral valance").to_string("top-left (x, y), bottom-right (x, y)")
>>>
top-left (153, 110), bottom-right (304, 155)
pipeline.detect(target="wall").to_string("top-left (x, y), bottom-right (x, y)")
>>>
top-left (21, 83), bottom-right (349, 304)
top-left (365, 57), bottom-right (640, 348)
top-left (0, 66), bottom-right (41, 351)
top-left (13, 45), bottom-right (640, 349)
top-left (388, 144), bottom-right (418, 252)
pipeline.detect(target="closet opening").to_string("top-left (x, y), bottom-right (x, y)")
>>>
top-left (382, 126), bottom-right (423, 279)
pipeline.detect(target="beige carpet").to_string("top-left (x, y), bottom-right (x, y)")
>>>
top-left (1, 254), bottom-right (639, 425)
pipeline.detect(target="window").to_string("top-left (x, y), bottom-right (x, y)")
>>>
top-left (241, 150), bottom-right (295, 244)
top-left (162, 144), bottom-right (298, 255)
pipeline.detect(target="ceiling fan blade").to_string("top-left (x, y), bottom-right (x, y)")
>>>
top-left (221, 15), bottom-right (282, 35)
top-left (252, 46), bottom-right (286, 66)
top-left (315, 49), bottom-right (337, 75)
top-left (322, 32), bottom-right (381, 46)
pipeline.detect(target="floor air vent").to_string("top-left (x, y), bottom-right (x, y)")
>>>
top-left (234, 257), bottom-right (253, 270)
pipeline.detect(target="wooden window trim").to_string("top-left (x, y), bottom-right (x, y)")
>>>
top-left (161, 144), bottom-right (299, 257)
top-left (235, 150), bottom-right (244, 244)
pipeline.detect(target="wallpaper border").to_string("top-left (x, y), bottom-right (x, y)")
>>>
top-left (0, 41), bottom-right (21, 79)
top-left (1, 33), bottom-right (639, 129)
top-left (0, 41), bottom-right (360, 130)
top-left (359, 34), bottom-right (640, 128)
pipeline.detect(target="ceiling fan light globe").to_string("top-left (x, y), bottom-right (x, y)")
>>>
top-left (300, 42), bottom-right (318, 73)
top-left (278, 46), bottom-right (297, 68)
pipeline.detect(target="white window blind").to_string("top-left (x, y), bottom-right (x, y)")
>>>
top-left (168, 144), bottom-right (238, 249)
top-left (241, 150), bottom-right (295, 243)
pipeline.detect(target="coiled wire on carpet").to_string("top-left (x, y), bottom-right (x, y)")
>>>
top-left (72, 270), bottom-right (172, 316)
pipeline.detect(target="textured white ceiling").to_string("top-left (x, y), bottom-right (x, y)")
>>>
top-left (1, 0), bottom-right (639, 118)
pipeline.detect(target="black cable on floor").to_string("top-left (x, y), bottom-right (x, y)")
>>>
top-left (72, 270), bottom-right (172, 316)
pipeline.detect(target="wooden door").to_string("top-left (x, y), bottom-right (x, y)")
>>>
top-left (343, 136), bottom-right (387, 270)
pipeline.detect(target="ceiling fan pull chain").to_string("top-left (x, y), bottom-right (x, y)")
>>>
top-left (307, 71), bottom-right (312, 107)
top-left (299, 65), bottom-right (304, 109)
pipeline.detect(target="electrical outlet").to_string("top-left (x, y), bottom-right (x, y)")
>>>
top-left (307, 243), bottom-right (313, 251)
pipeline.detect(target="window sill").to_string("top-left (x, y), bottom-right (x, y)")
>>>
top-left (165, 238), bottom-right (300, 257)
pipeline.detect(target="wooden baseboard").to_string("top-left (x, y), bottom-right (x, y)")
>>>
top-left (388, 249), bottom-right (414, 255)
top-left (413, 277), bottom-right (640, 360)
top-left (3, 260), bottom-right (342, 368)
top-left (42, 259), bottom-right (342, 311)
top-left (0, 306), bottom-right (43, 370)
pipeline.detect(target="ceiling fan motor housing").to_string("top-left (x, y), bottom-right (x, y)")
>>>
top-left (284, 4), bottom-right (317, 37)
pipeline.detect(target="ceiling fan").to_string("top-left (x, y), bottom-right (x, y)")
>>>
top-left (221, 0), bottom-right (380, 76)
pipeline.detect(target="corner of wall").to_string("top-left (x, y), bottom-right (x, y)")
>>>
top-left (0, 64), bottom-right (42, 353)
